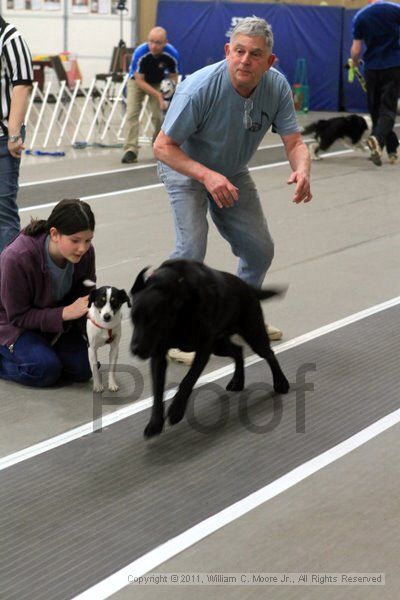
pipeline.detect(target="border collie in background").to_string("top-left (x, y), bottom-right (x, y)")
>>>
top-left (302, 114), bottom-right (371, 160)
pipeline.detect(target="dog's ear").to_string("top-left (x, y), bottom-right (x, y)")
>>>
top-left (88, 289), bottom-right (97, 308)
top-left (83, 279), bottom-right (96, 289)
top-left (119, 289), bottom-right (131, 307)
top-left (130, 267), bottom-right (151, 296)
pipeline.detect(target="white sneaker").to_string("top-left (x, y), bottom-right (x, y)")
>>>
top-left (266, 324), bottom-right (283, 341)
top-left (367, 136), bottom-right (382, 166)
top-left (168, 325), bottom-right (282, 365)
top-left (168, 348), bottom-right (196, 366)
top-left (388, 152), bottom-right (398, 165)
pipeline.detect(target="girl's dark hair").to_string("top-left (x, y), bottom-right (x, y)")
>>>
top-left (24, 199), bottom-right (95, 237)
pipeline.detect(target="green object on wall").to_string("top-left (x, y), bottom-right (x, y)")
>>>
top-left (293, 58), bottom-right (309, 112)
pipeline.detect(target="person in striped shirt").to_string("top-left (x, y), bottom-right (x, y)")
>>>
top-left (0, 17), bottom-right (33, 253)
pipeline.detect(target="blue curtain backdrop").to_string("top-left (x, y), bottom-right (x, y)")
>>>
top-left (157, 1), bottom-right (367, 112)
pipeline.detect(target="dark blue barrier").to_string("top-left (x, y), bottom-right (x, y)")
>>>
top-left (157, 1), bottom-right (368, 113)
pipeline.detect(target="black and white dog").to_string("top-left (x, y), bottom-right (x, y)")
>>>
top-left (160, 78), bottom-right (176, 117)
top-left (85, 284), bottom-right (131, 393)
top-left (302, 114), bottom-right (371, 160)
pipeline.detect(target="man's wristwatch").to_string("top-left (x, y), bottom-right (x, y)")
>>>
top-left (8, 133), bottom-right (22, 143)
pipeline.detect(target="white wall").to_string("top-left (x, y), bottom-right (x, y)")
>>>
top-left (0, 0), bottom-right (137, 83)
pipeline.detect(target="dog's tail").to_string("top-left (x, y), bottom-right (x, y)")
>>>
top-left (301, 123), bottom-right (317, 135)
top-left (255, 286), bottom-right (288, 302)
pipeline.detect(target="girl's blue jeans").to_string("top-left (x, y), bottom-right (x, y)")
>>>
top-left (0, 329), bottom-right (91, 387)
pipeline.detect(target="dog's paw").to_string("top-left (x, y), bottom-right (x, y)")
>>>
top-left (108, 382), bottom-right (119, 392)
top-left (144, 418), bottom-right (164, 438)
top-left (226, 376), bottom-right (244, 392)
top-left (93, 384), bottom-right (104, 393)
top-left (167, 400), bottom-right (186, 426)
top-left (274, 377), bottom-right (290, 395)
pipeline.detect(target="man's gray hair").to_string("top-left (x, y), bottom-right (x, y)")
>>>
top-left (230, 16), bottom-right (274, 50)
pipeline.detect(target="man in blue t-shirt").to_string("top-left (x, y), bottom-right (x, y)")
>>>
top-left (153, 17), bottom-right (311, 355)
top-left (351, 0), bottom-right (400, 166)
top-left (122, 27), bottom-right (180, 164)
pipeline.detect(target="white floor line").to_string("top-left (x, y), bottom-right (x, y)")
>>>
top-left (20, 162), bottom-right (158, 188)
top-left (250, 148), bottom-right (354, 172)
top-left (19, 121), bottom-right (400, 188)
top-left (258, 137), bottom-right (313, 150)
top-left (72, 407), bottom-right (400, 600)
top-left (19, 147), bottom-right (356, 214)
top-left (18, 183), bottom-right (165, 213)
top-left (20, 142), bottom-right (289, 188)
top-left (0, 294), bottom-right (399, 473)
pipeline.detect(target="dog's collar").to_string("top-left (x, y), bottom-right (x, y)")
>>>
top-left (87, 316), bottom-right (114, 344)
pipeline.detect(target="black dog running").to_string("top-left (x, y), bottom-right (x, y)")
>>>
top-left (130, 259), bottom-right (289, 438)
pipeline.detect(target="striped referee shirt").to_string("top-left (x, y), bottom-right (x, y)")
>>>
top-left (0, 16), bottom-right (33, 135)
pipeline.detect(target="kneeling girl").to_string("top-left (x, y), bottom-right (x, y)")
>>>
top-left (0, 198), bottom-right (95, 387)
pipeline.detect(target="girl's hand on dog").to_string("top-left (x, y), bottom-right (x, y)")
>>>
top-left (62, 295), bottom-right (89, 321)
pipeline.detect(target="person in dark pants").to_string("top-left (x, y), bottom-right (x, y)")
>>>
top-left (0, 16), bottom-right (33, 252)
top-left (351, 0), bottom-right (400, 166)
top-left (0, 199), bottom-right (96, 387)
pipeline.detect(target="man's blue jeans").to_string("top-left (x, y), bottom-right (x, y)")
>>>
top-left (0, 329), bottom-right (92, 387)
top-left (157, 163), bottom-right (274, 287)
top-left (0, 135), bottom-right (21, 253)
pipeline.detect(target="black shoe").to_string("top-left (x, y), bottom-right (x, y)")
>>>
top-left (121, 151), bottom-right (137, 164)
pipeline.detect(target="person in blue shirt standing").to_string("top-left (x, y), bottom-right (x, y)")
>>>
top-left (351, 0), bottom-right (400, 166)
top-left (122, 27), bottom-right (180, 164)
top-left (154, 16), bottom-right (311, 363)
